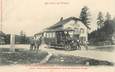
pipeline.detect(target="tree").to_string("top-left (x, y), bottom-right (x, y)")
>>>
top-left (105, 12), bottom-right (111, 21)
top-left (79, 6), bottom-right (90, 26)
top-left (97, 12), bottom-right (104, 29)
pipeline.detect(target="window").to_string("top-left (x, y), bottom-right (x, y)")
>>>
top-left (49, 33), bottom-right (52, 38)
top-left (46, 33), bottom-right (49, 38)
top-left (80, 28), bottom-right (85, 34)
top-left (49, 33), bottom-right (51, 38)
top-left (74, 28), bottom-right (80, 34)
top-left (44, 33), bottom-right (47, 38)
top-left (52, 32), bottom-right (55, 38)
top-left (44, 33), bottom-right (46, 37)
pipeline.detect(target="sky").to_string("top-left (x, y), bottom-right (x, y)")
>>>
top-left (1, 0), bottom-right (115, 36)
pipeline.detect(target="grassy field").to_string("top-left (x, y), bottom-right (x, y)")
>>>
top-left (0, 44), bottom-right (114, 66)
top-left (0, 48), bottom-right (48, 65)
top-left (0, 48), bottom-right (113, 66)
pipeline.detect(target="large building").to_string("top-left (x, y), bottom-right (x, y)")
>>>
top-left (35, 17), bottom-right (90, 45)
top-left (45, 17), bottom-right (89, 42)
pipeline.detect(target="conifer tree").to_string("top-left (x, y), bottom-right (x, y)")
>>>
top-left (79, 6), bottom-right (90, 26)
top-left (97, 12), bottom-right (104, 29)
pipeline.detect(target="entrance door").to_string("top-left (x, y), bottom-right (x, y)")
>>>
top-left (56, 31), bottom-right (65, 44)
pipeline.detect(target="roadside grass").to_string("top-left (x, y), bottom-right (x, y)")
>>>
top-left (0, 48), bottom-right (48, 65)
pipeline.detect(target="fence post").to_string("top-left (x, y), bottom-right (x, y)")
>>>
top-left (10, 34), bottom-right (15, 51)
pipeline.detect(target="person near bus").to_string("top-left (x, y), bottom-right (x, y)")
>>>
top-left (34, 36), bottom-right (42, 51)
top-left (30, 37), bottom-right (35, 51)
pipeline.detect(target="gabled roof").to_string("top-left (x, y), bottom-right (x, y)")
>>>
top-left (35, 17), bottom-right (90, 35)
top-left (46, 17), bottom-right (90, 30)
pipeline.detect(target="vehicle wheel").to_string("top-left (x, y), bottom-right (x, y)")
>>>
top-left (65, 45), bottom-right (71, 51)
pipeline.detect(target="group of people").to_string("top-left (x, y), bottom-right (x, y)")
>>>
top-left (30, 36), bottom-right (42, 52)
top-left (65, 32), bottom-right (88, 50)
top-left (29, 32), bottom-right (88, 51)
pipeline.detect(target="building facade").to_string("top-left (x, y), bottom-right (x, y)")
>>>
top-left (35, 17), bottom-right (90, 45)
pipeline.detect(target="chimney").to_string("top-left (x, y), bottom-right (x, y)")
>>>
top-left (60, 17), bottom-right (63, 21)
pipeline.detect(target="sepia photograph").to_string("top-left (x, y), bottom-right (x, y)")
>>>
top-left (0, 0), bottom-right (115, 72)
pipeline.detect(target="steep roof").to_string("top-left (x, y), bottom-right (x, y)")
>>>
top-left (46, 17), bottom-right (90, 31)
top-left (35, 17), bottom-right (90, 35)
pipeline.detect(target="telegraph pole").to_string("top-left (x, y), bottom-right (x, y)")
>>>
top-left (0, 0), bottom-right (3, 32)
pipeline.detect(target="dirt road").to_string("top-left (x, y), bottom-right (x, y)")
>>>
top-left (40, 44), bottom-right (115, 63)
top-left (0, 44), bottom-right (115, 63)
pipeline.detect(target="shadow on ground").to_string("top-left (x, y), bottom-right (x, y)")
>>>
top-left (47, 54), bottom-right (114, 66)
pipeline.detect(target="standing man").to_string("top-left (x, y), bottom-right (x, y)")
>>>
top-left (73, 34), bottom-right (81, 50)
top-left (30, 37), bottom-right (35, 51)
top-left (34, 36), bottom-right (42, 52)
top-left (84, 41), bottom-right (88, 50)
top-left (76, 39), bottom-right (81, 50)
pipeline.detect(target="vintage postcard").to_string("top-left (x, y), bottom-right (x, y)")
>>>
top-left (0, 0), bottom-right (115, 72)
